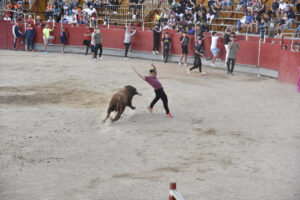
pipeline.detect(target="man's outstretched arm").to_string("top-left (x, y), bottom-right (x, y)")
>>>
top-left (132, 66), bottom-right (145, 80)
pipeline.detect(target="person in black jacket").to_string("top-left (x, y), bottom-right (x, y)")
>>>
top-left (25, 23), bottom-right (35, 52)
top-left (152, 22), bottom-right (161, 54)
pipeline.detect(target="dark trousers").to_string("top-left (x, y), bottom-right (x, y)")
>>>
top-left (153, 35), bottom-right (160, 51)
top-left (124, 42), bottom-right (130, 57)
top-left (26, 38), bottom-right (34, 50)
top-left (94, 44), bottom-right (102, 58)
top-left (163, 48), bottom-right (169, 63)
top-left (150, 88), bottom-right (170, 114)
top-left (190, 55), bottom-right (202, 72)
top-left (14, 34), bottom-right (25, 49)
top-left (227, 58), bottom-right (236, 73)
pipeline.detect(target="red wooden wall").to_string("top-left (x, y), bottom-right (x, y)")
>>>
top-left (0, 21), bottom-right (299, 85)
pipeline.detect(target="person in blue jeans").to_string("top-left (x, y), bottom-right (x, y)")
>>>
top-left (25, 23), bottom-right (35, 52)
top-left (12, 21), bottom-right (25, 50)
top-left (236, 12), bottom-right (254, 33)
top-left (294, 25), bottom-right (300, 37)
top-left (222, 0), bottom-right (231, 11)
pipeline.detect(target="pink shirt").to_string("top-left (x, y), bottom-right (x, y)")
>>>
top-left (145, 73), bottom-right (162, 90)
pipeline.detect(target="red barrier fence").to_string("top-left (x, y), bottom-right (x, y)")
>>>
top-left (0, 21), bottom-right (299, 85)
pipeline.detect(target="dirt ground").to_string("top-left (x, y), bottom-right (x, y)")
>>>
top-left (0, 50), bottom-right (299, 200)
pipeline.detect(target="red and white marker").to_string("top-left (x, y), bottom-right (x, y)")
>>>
top-left (169, 182), bottom-right (184, 200)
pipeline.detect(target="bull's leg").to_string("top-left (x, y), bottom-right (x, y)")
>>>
top-left (103, 111), bottom-right (112, 123)
top-left (128, 102), bottom-right (136, 110)
top-left (111, 107), bottom-right (125, 122)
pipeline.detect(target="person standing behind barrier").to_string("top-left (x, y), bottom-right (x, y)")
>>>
top-left (210, 32), bottom-right (220, 67)
top-left (43, 24), bottom-right (55, 54)
top-left (227, 33), bottom-right (240, 75)
top-left (161, 32), bottom-right (172, 63)
top-left (25, 23), bottom-right (35, 52)
top-left (60, 27), bottom-right (68, 54)
top-left (12, 21), bottom-right (25, 50)
top-left (224, 29), bottom-right (230, 64)
top-left (153, 22), bottom-right (161, 54)
top-left (83, 26), bottom-right (92, 55)
top-left (94, 28), bottom-right (103, 60)
top-left (178, 32), bottom-right (189, 66)
top-left (123, 25), bottom-right (136, 59)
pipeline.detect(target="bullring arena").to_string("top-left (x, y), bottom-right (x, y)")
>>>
top-left (1, 0), bottom-right (300, 199)
top-left (1, 50), bottom-right (300, 200)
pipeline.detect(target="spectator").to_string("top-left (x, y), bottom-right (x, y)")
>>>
top-left (60, 27), bottom-right (68, 53)
top-left (294, 25), bottom-right (300, 37)
top-left (43, 23), bottom-right (55, 53)
top-left (68, 14), bottom-right (78, 27)
top-left (178, 32), bottom-right (189, 66)
top-left (268, 0), bottom-right (280, 17)
top-left (46, 2), bottom-right (54, 20)
top-left (25, 23), bottom-right (35, 52)
top-left (210, 31), bottom-right (220, 66)
top-left (207, 0), bottom-right (219, 24)
top-left (83, 26), bottom-right (92, 55)
top-left (257, 0), bottom-right (266, 16)
top-left (94, 28), bottom-right (103, 60)
top-left (160, 8), bottom-right (169, 24)
top-left (278, 0), bottom-right (287, 16)
top-left (285, 6), bottom-right (295, 29)
top-left (291, 43), bottom-right (300, 52)
top-left (236, 0), bottom-right (247, 12)
top-left (183, 9), bottom-right (193, 24)
top-left (35, 16), bottom-right (43, 28)
top-left (167, 13), bottom-right (176, 29)
top-left (268, 15), bottom-right (277, 38)
top-left (177, 16), bottom-right (188, 33)
top-left (26, 15), bottom-right (34, 25)
top-left (123, 25), bottom-right (136, 59)
top-left (296, 0), bottom-right (300, 13)
top-left (236, 12), bottom-right (255, 33)
top-left (227, 33), bottom-right (240, 75)
top-left (3, 13), bottom-right (11, 21)
top-left (47, 15), bottom-right (56, 23)
top-left (153, 22), bottom-right (161, 54)
top-left (186, 39), bottom-right (206, 75)
top-left (161, 32), bottom-right (172, 63)
top-left (276, 12), bottom-right (289, 36)
top-left (12, 21), bottom-right (25, 50)
top-left (222, 0), bottom-right (231, 11)
top-left (259, 18), bottom-right (267, 39)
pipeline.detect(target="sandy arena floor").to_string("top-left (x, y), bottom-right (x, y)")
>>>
top-left (0, 50), bottom-right (299, 200)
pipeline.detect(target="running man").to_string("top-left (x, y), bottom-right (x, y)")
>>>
top-left (187, 39), bottom-right (206, 75)
top-left (132, 64), bottom-right (173, 118)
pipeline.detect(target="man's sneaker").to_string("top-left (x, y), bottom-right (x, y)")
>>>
top-left (124, 57), bottom-right (128, 59)
top-left (155, 51), bottom-right (159, 54)
top-left (93, 58), bottom-right (97, 61)
top-left (186, 69), bottom-right (191, 75)
top-left (184, 63), bottom-right (187, 67)
top-left (201, 72), bottom-right (207, 75)
top-left (152, 51), bottom-right (155, 54)
top-left (178, 62), bottom-right (181, 66)
top-left (147, 106), bottom-right (153, 113)
top-left (210, 63), bottom-right (216, 67)
top-left (166, 113), bottom-right (173, 118)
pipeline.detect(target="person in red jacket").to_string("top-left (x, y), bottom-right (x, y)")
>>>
top-left (83, 26), bottom-right (92, 55)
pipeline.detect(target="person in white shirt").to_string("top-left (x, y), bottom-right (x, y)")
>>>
top-left (278, 0), bottom-right (287, 15)
top-left (210, 32), bottom-right (220, 66)
top-left (68, 14), bottom-right (78, 27)
top-left (3, 14), bottom-right (11, 21)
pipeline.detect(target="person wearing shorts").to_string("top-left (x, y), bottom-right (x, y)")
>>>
top-left (210, 31), bottom-right (220, 66)
top-left (43, 23), bottom-right (55, 53)
top-left (178, 32), bottom-right (189, 66)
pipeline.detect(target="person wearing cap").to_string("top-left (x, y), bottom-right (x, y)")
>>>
top-left (132, 64), bottom-right (173, 118)
top-left (178, 32), bottom-right (189, 66)
top-left (161, 32), bottom-right (172, 63)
